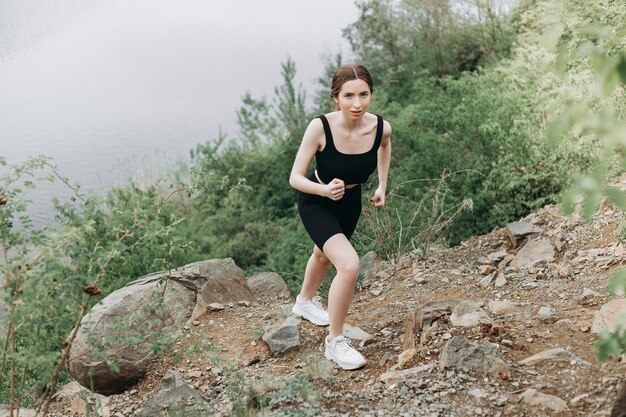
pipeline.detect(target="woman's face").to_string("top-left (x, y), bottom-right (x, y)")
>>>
top-left (334, 78), bottom-right (371, 119)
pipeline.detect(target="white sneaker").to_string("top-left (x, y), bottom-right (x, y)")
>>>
top-left (324, 335), bottom-right (366, 370)
top-left (291, 295), bottom-right (329, 326)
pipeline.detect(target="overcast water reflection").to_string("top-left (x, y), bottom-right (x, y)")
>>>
top-left (0, 0), bottom-right (357, 227)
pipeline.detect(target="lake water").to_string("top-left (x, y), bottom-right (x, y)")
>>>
top-left (0, 0), bottom-right (358, 227)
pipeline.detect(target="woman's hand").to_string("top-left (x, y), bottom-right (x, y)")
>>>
top-left (325, 178), bottom-right (345, 201)
top-left (370, 186), bottom-right (385, 207)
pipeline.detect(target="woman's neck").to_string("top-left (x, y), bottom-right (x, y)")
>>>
top-left (338, 112), bottom-right (367, 132)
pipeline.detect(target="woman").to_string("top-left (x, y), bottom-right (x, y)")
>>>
top-left (289, 64), bottom-right (392, 370)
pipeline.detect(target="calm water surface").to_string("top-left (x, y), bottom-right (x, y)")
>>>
top-left (0, 0), bottom-right (357, 227)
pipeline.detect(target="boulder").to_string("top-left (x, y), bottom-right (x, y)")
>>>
top-left (67, 274), bottom-right (196, 395)
top-left (591, 299), bottom-right (626, 334)
top-left (439, 336), bottom-right (510, 377)
top-left (67, 258), bottom-right (253, 395)
top-left (247, 272), bottom-right (292, 301)
top-left (191, 258), bottom-right (256, 320)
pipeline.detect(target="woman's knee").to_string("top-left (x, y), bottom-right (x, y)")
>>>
top-left (336, 256), bottom-right (360, 278)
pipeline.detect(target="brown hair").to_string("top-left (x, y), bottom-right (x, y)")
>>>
top-left (330, 64), bottom-right (374, 110)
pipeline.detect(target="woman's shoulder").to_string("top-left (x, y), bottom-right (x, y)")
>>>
top-left (302, 117), bottom-right (325, 143)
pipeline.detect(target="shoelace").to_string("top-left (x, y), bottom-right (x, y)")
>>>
top-left (334, 337), bottom-right (355, 354)
top-left (311, 296), bottom-right (325, 311)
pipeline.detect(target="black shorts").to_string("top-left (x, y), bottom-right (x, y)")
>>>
top-left (297, 174), bottom-right (362, 252)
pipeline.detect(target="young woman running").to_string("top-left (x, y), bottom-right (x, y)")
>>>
top-left (289, 64), bottom-right (392, 370)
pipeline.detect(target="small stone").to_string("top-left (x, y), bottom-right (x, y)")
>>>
top-left (558, 264), bottom-right (573, 278)
top-left (244, 357), bottom-right (261, 367)
top-left (479, 265), bottom-right (496, 275)
top-left (192, 320), bottom-right (201, 326)
top-left (487, 249), bottom-right (507, 262)
top-left (187, 370), bottom-right (202, 378)
top-left (501, 339), bottom-right (513, 347)
top-left (494, 273), bottom-right (507, 288)
top-left (396, 348), bottom-right (417, 368)
top-left (480, 272), bottom-right (496, 287)
top-left (538, 306), bottom-right (554, 317)
top-left (488, 300), bottom-right (516, 315)
top-left (519, 389), bottom-right (566, 412)
top-left (468, 388), bottom-right (488, 399)
top-left (570, 393), bottom-right (590, 406)
top-left (207, 303), bottom-right (225, 312)
top-left (582, 288), bottom-right (599, 298)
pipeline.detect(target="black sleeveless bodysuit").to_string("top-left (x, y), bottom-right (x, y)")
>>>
top-left (297, 114), bottom-right (384, 251)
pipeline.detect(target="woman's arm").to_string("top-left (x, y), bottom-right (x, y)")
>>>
top-left (289, 118), bottom-right (345, 200)
top-left (371, 120), bottom-right (392, 207)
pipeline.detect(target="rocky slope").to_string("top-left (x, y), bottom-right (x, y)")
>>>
top-left (47, 202), bottom-right (626, 417)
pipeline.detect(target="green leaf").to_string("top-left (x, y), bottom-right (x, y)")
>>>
top-left (596, 58), bottom-right (620, 96)
top-left (617, 53), bottom-right (626, 85)
top-left (595, 330), bottom-right (621, 363)
top-left (555, 44), bottom-right (569, 75)
top-left (607, 188), bottom-right (626, 210)
top-left (541, 23), bottom-right (564, 52)
top-left (577, 23), bottom-right (611, 39)
top-left (547, 113), bottom-right (571, 145)
top-left (608, 269), bottom-right (626, 296)
top-left (561, 187), bottom-right (579, 215)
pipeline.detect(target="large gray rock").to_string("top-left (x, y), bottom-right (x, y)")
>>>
top-left (247, 272), bottom-right (292, 301)
top-left (439, 336), bottom-right (510, 377)
top-left (191, 258), bottom-right (256, 320)
top-left (591, 299), bottom-right (626, 334)
top-left (68, 274), bottom-right (196, 395)
top-left (510, 238), bottom-right (555, 269)
top-left (68, 259), bottom-right (253, 395)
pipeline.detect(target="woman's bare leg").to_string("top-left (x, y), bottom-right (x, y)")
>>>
top-left (298, 245), bottom-right (331, 300)
top-left (322, 233), bottom-right (360, 340)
